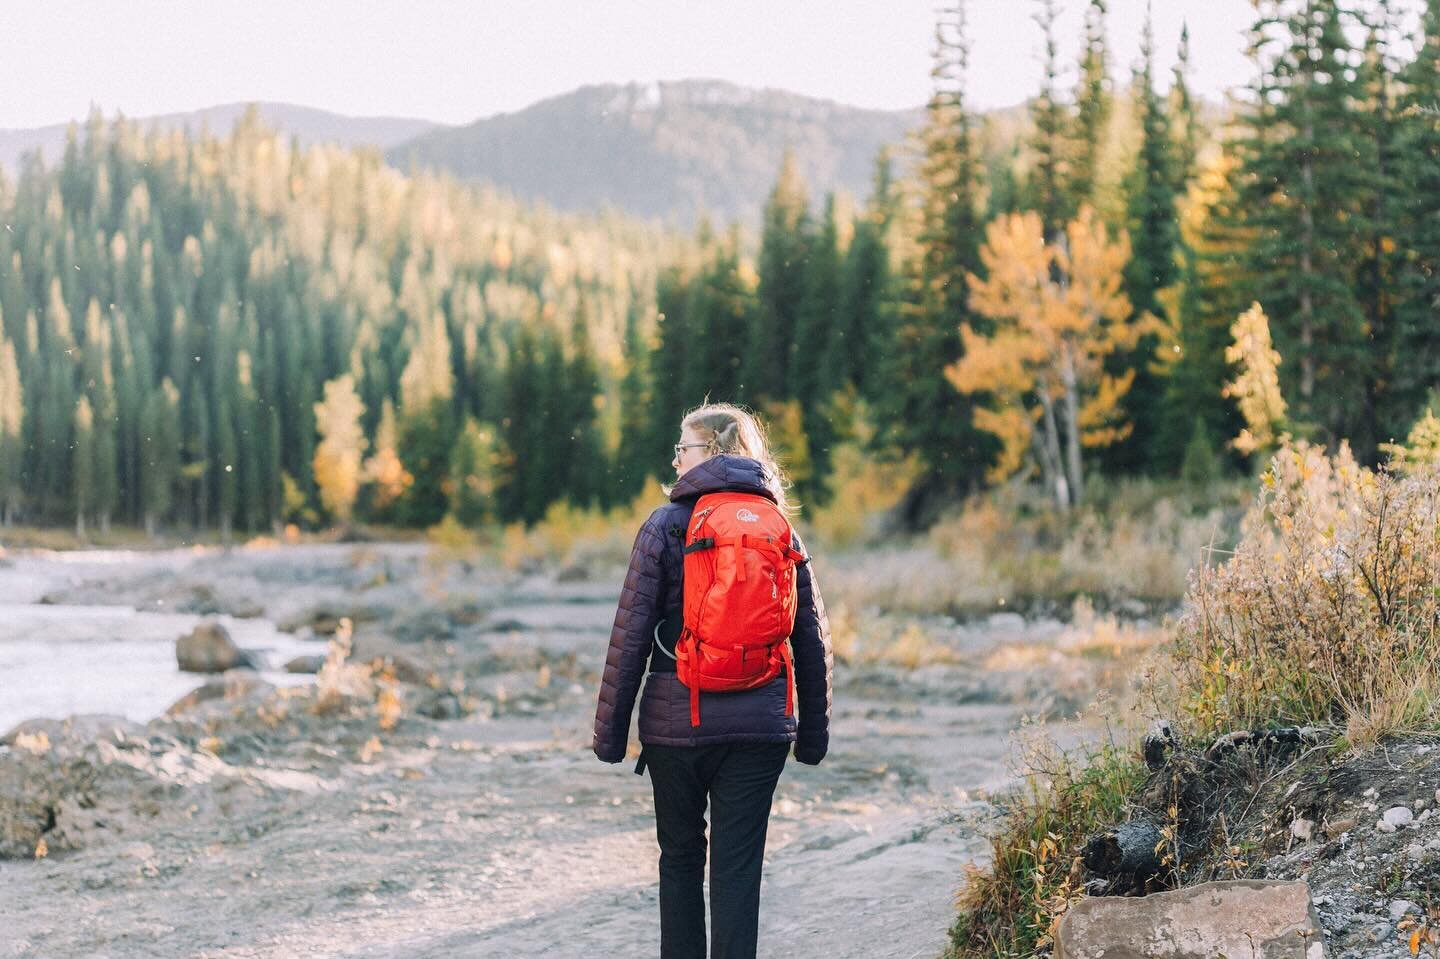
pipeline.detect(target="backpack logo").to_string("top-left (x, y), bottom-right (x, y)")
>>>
top-left (736, 508), bottom-right (760, 522)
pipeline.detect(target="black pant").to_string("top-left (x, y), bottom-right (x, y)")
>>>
top-left (640, 742), bottom-right (789, 959)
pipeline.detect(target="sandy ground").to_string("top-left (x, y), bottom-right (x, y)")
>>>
top-left (0, 542), bottom-right (1106, 959)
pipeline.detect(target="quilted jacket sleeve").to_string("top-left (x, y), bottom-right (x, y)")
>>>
top-left (593, 509), bottom-right (667, 763)
top-left (789, 530), bottom-right (833, 765)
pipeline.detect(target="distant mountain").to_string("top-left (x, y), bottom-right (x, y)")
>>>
top-left (0, 102), bottom-right (441, 174)
top-left (386, 80), bottom-right (925, 226)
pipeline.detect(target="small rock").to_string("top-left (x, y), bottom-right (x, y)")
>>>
top-left (176, 620), bottom-right (256, 673)
top-left (1389, 899), bottom-right (1419, 922)
top-left (284, 654), bottom-right (325, 674)
top-left (415, 691), bottom-right (467, 720)
top-left (1290, 817), bottom-right (1314, 843)
top-left (1383, 806), bottom-right (1415, 829)
top-left (1376, 819), bottom-right (1397, 834)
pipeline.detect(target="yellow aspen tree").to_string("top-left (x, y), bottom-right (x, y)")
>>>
top-left (364, 399), bottom-right (412, 510)
top-left (951, 206), bottom-right (1145, 507)
top-left (313, 374), bottom-right (368, 527)
top-left (1222, 302), bottom-right (1289, 457)
top-left (1380, 407), bottom-right (1440, 472)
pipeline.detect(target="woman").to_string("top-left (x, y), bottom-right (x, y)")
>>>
top-left (593, 402), bottom-right (833, 959)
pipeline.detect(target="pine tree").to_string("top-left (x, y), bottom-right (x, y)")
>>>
top-left (876, 2), bottom-right (998, 519)
top-left (448, 416), bottom-right (500, 526)
top-left (838, 150), bottom-right (898, 400)
top-left (1169, 22), bottom-right (1199, 189)
top-left (1392, 0), bottom-right (1440, 427)
top-left (1353, 4), bottom-right (1402, 454)
top-left (1029, 0), bottom-right (1072, 239)
top-left (140, 377), bottom-right (180, 538)
top-left (792, 194), bottom-right (842, 503)
top-left (1228, 0), bottom-right (1373, 450)
top-left (562, 304), bottom-right (604, 509)
top-left (1070, 0), bottom-right (1112, 212)
top-left (1108, 5), bottom-right (1181, 473)
top-left (614, 304), bottom-right (653, 501)
top-left (750, 153), bottom-right (811, 404)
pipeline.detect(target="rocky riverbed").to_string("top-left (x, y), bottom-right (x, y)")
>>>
top-left (0, 541), bottom-right (1140, 959)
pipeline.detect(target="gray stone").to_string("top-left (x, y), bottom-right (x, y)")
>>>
top-left (1382, 806), bottom-right (1414, 828)
top-left (284, 654), bottom-right (326, 674)
top-left (1389, 899), bottom-right (1418, 922)
top-left (1055, 879), bottom-right (1327, 958)
top-left (175, 621), bottom-right (255, 673)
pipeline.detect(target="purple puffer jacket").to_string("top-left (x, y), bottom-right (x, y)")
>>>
top-left (592, 455), bottom-right (833, 765)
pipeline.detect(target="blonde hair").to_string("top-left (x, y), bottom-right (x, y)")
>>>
top-left (664, 402), bottom-right (795, 512)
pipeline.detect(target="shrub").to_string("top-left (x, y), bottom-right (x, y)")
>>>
top-left (1171, 442), bottom-right (1440, 748)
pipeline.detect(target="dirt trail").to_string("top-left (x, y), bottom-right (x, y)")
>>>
top-left (0, 543), bottom-right (1084, 959)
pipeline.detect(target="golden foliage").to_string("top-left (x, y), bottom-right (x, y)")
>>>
top-left (1383, 407), bottom-right (1440, 473)
top-left (312, 374), bottom-right (368, 525)
top-left (363, 399), bottom-right (413, 509)
top-left (1222, 302), bottom-right (1288, 455)
top-left (952, 207), bottom-right (1148, 488)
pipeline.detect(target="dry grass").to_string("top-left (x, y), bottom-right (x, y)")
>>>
top-left (311, 618), bottom-right (372, 712)
top-left (821, 478), bottom-right (1245, 619)
top-left (946, 732), bottom-right (1147, 958)
top-left (827, 605), bottom-right (963, 669)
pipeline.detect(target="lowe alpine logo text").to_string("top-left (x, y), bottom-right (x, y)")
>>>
top-left (735, 509), bottom-right (761, 523)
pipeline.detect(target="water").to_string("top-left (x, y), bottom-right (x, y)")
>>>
top-left (0, 549), bottom-right (327, 731)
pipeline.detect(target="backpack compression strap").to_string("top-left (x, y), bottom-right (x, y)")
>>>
top-left (685, 636), bottom-right (796, 727)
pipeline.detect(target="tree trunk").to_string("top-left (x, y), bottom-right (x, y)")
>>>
top-left (1036, 378), bottom-right (1069, 509)
top-left (1059, 343), bottom-right (1085, 505)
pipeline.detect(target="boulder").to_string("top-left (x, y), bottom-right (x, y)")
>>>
top-left (175, 621), bottom-right (256, 673)
top-left (1055, 880), bottom-right (1327, 959)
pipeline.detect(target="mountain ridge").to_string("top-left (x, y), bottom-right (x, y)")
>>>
top-left (385, 79), bottom-right (925, 225)
top-left (0, 101), bottom-right (442, 174)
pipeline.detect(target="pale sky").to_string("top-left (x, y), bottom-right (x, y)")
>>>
top-left (0, 1), bottom-right (1423, 130)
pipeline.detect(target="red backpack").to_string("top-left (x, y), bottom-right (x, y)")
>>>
top-left (671, 491), bottom-right (807, 726)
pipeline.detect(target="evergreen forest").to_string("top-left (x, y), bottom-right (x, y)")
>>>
top-left (1, 0), bottom-right (1437, 537)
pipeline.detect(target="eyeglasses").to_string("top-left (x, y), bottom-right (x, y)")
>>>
top-left (674, 443), bottom-right (709, 457)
